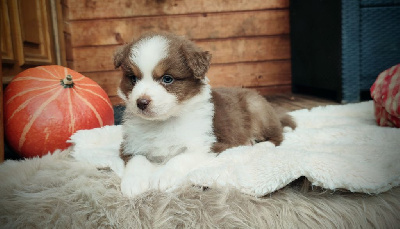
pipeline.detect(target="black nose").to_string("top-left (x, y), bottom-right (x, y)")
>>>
top-left (137, 98), bottom-right (151, 110)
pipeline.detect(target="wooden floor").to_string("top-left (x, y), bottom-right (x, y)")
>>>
top-left (265, 93), bottom-right (339, 112)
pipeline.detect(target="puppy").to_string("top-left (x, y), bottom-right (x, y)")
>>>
top-left (114, 32), bottom-right (296, 197)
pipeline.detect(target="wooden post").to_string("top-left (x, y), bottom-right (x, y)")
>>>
top-left (0, 35), bottom-right (4, 163)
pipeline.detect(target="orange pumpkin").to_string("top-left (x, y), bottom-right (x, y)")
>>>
top-left (4, 65), bottom-right (114, 158)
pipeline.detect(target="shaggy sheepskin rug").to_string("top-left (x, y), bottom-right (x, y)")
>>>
top-left (71, 101), bottom-right (400, 196)
top-left (1, 101), bottom-right (400, 228)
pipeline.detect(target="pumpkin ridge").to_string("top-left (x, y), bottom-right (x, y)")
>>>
top-left (72, 76), bottom-right (86, 82)
top-left (7, 84), bottom-right (60, 105)
top-left (72, 89), bottom-right (104, 127)
top-left (7, 87), bottom-right (61, 123)
top-left (75, 83), bottom-right (101, 87)
top-left (74, 85), bottom-right (113, 110)
top-left (37, 66), bottom-right (62, 79)
top-left (18, 88), bottom-right (64, 151)
top-left (67, 89), bottom-right (76, 134)
top-left (13, 76), bottom-right (60, 82)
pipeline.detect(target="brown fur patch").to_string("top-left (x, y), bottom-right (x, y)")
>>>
top-left (119, 149), bottom-right (132, 165)
top-left (211, 88), bottom-right (286, 153)
top-left (153, 55), bottom-right (205, 103)
top-left (119, 136), bottom-right (132, 165)
top-left (279, 113), bottom-right (297, 130)
top-left (113, 43), bottom-right (131, 69)
top-left (119, 63), bottom-right (143, 99)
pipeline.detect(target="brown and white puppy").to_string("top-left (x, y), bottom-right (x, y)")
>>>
top-left (114, 32), bottom-right (296, 197)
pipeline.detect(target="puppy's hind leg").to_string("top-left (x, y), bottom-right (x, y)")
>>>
top-left (260, 113), bottom-right (296, 146)
top-left (261, 125), bottom-right (284, 146)
top-left (247, 94), bottom-right (285, 146)
top-left (279, 113), bottom-right (297, 130)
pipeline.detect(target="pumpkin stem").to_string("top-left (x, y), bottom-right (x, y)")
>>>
top-left (60, 74), bottom-right (74, 88)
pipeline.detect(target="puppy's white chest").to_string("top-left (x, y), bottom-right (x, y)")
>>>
top-left (122, 99), bottom-right (215, 162)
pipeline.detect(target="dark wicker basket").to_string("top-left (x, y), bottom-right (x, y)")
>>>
top-left (291, 0), bottom-right (400, 103)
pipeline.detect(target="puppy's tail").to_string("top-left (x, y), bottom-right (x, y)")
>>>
top-left (280, 113), bottom-right (297, 130)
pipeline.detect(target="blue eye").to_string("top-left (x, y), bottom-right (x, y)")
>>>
top-left (161, 75), bottom-right (174, 84)
top-left (130, 75), bottom-right (137, 84)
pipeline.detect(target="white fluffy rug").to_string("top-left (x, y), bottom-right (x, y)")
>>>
top-left (71, 101), bottom-right (400, 197)
top-left (1, 101), bottom-right (400, 228)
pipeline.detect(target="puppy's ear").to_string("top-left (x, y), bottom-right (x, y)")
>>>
top-left (113, 44), bottom-right (129, 69)
top-left (181, 42), bottom-right (212, 79)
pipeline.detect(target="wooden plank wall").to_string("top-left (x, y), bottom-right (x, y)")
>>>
top-left (62, 0), bottom-right (291, 105)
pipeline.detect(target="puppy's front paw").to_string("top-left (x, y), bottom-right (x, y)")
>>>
top-left (120, 155), bottom-right (155, 198)
top-left (121, 175), bottom-right (150, 198)
top-left (151, 167), bottom-right (185, 192)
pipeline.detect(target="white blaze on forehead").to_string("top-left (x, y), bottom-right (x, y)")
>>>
top-left (126, 35), bottom-right (177, 120)
top-left (130, 36), bottom-right (169, 78)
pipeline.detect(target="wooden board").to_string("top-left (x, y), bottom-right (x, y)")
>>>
top-left (70, 10), bottom-right (289, 47)
top-left (83, 71), bottom-right (122, 96)
top-left (197, 36), bottom-right (290, 64)
top-left (208, 60), bottom-right (291, 88)
top-left (65, 0), bottom-right (289, 20)
top-left (72, 36), bottom-right (290, 72)
top-left (249, 84), bottom-right (292, 96)
top-left (109, 96), bottom-right (124, 106)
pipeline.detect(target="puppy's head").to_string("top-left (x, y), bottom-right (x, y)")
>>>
top-left (114, 33), bottom-right (211, 121)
